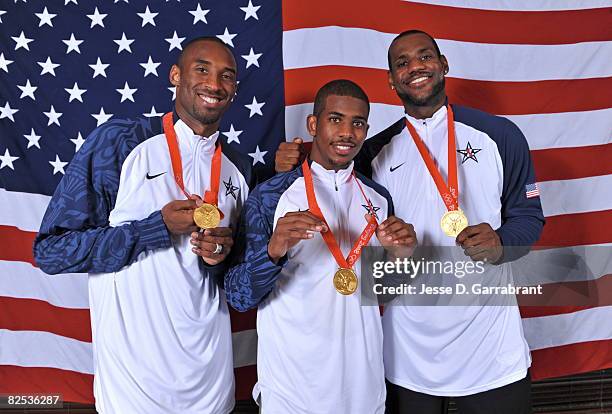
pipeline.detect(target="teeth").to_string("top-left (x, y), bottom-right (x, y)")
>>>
top-left (201, 96), bottom-right (220, 104)
top-left (336, 145), bottom-right (351, 150)
top-left (410, 76), bottom-right (428, 84)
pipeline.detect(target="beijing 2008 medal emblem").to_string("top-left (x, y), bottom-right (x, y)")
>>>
top-left (440, 209), bottom-right (468, 237)
top-left (193, 203), bottom-right (221, 229)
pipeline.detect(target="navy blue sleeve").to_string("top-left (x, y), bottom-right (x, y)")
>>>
top-left (494, 119), bottom-right (545, 261)
top-left (33, 118), bottom-right (172, 275)
top-left (453, 105), bottom-right (545, 262)
top-left (224, 171), bottom-right (299, 311)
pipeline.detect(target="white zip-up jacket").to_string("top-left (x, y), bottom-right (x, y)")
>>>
top-left (356, 104), bottom-right (545, 396)
top-left (226, 160), bottom-right (393, 414)
top-left (35, 113), bottom-right (254, 413)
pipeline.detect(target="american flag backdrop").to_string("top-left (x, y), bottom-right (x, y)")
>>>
top-left (1, 0), bottom-right (611, 405)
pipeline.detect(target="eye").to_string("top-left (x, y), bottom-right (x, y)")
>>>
top-left (222, 72), bottom-right (235, 81)
top-left (196, 66), bottom-right (208, 73)
top-left (420, 54), bottom-right (433, 61)
top-left (353, 120), bottom-right (365, 128)
top-left (396, 60), bottom-right (407, 68)
top-left (329, 116), bottom-right (341, 123)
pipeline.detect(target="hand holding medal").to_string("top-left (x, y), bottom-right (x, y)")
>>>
top-left (455, 222), bottom-right (503, 263)
top-left (302, 160), bottom-right (379, 295)
top-left (160, 199), bottom-right (201, 235)
top-left (162, 112), bottom-right (224, 230)
top-left (162, 113), bottom-right (233, 264)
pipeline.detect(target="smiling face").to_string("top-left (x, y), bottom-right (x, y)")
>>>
top-left (170, 39), bottom-right (237, 136)
top-left (308, 95), bottom-right (369, 171)
top-left (388, 33), bottom-right (449, 118)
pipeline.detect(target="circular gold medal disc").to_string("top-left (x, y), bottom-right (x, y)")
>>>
top-left (193, 203), bottom-right (221, 229)
top-left (440, 209), bottom-right (468, 237)
top-left (333, 268), bottom-right (358, 295)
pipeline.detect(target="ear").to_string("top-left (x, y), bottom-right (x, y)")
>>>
top-left (306, 114), bottom-right (317, 138)
top-left (440, 55), bottom-right (449, 76)
top-left (169, 64), bottom-right (180, 87)
top-left (387, 70), bottom-right (395, 90)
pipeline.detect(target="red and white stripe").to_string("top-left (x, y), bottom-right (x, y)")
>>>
top-left (281, 0), bottom-right (612, 381)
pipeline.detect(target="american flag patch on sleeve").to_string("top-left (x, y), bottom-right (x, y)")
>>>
top-left (525, 183), bottom-right (540, 198)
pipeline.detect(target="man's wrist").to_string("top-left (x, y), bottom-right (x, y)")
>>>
top-left (267, 239), bottom-right (285, 264)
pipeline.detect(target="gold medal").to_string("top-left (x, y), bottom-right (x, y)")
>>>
top-left (440, 209), bottom-right (468, 237)
top-left (333, 268), bottom-right (358, 295)
top-left (193, 203), bottom-right (221, 229)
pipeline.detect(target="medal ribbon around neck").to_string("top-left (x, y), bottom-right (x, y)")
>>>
top-left (162, 112), bottom-right (224, 220)
top-left (301, 159), bottom-right (378, 270)
top-left (405, 105), bottom-right (459, 212)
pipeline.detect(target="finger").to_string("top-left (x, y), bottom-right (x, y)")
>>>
top-left (464, 245), bottom-right (487, 258)
top-left (278, 142), bottom-right (302, 152)
top-left (379, 221), bottom-right (407, 238)
top-left (282, 212), bottom-right (326, 227)
top-left (278, 221), bottom-right (323, 235)
top-left (378, 216), bottom-right (401, 230)
top-left (203, 227), bottom-right (233, 237)
top-left (459, 231), bottom-right (496, 248)
top-left (283, 217), bottom-right (328, 232)
top-left (198, 235), bottom-right (234, 245)
top-left (386, 227), bottom-right (413, 242)
top-left (276, 152), bottom-right (301, 162)
top-left (191, 233), bottom-right (234, 248)
top-left (194, 248), bottom-right (224, 259)
top-left (280, 152), bottom-right (301, 160)
top-left (299, 211), bottom-right (327, 226)
top-left (279, 156), bottom-right (301, 165)
top-left (170, 199), bottom-right (198, 210)
top-left (469, 250), bottom-right (491, 262)
top-left (286, 230), bottom-right (315, 240)
top-left (456, 226), bottom-right (482, 244)
top-left (393, 236), bottom-right (418, 246)
top-left (191, 240), bottom-right (218, 252)
top-left (292, 137), bottom-right (303, 144)
top-left (277, 161), bottom-right (300, 171)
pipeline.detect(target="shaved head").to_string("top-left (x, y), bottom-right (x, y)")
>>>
top-left (177, 36), bottom-right (236, 69)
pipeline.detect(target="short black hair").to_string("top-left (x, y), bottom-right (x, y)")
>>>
top-left (177, 36), bottom-right (236, 68)
top-left (387, 30), bottom-right (441, 70)
top-left (312, 79), bottom-right (370, 118)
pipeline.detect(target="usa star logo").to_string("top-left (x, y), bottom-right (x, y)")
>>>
top-left (362, 202), bottom-right (380, 219)
top-left (223, 177), bottom-right (239, 200)
top-left (457, 141), bottom-right (482, 164)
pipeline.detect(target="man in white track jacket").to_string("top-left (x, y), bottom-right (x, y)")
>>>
top-left (219, 80), bottom-right (417, 414)
top-left (34, 37), bottom-right (254, 414)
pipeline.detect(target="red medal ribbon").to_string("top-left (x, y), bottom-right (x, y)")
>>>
top-left (405, 105), bottom-right (459, 212)
top-left (301, 159), bottom-right (378, 269)
top-left (162, 112), bottom-right (224, 215)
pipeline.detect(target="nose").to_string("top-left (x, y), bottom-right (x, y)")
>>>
top-left (338, 120), bottom-right (354, 139)
top-left (205, 74), bottom-right (222, 93)
top-left (407, 56), bottom-right (426, 75)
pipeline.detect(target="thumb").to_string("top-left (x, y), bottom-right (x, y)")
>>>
top-left (188, 194), bottom-right (204, 207)
top-left (293, 137), bottom-right (303, 144)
